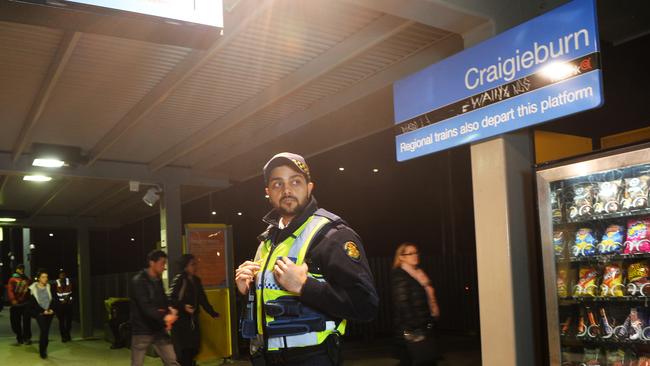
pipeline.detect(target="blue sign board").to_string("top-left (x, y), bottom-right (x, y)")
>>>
top-left (393, 0), bottom-right (602, 161)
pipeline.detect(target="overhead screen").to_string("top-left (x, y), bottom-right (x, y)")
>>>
top-left (64, 0), bottom-right (223, 28)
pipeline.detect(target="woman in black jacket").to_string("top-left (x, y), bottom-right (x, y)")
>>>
top-left (169, 254), bottom-right (219, 366)
top-left (28, 269), bottom-right (58, 359)
top-left (391, 243), bottom-right (440, 366)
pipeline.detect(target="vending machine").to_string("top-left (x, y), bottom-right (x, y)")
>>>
top-left (537, 144), bottom-right (650, 365)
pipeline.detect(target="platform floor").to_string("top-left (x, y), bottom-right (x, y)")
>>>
top-left (0, 310), bottom-right (480, 366)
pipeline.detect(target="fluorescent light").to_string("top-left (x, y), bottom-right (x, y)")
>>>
top-left (32, 158), bottom-right (65, 168)
top-left (338, 167), bottom-right (345, 171)
top-left (130, 238), bottom-right (135, 242)
top-left (0, 218), bottom-right (17, 222)
top-left (49, 233), bottom-right (54, 237)
top-left (23, 175), bottom-right (52, 182)
top-left (237, 212), bottom-right (243, 216)
top-left (211, 211), bottom-right (217, 215)
top-left (372, 168), bottom-right (379, 173)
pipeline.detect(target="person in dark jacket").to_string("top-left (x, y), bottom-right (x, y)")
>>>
top-left (129, 249), bottom-right (180, 366)
top-left (391, 243), bottom-right (440, 366)
top-left (28, 269), bottom-right (58, 359)
top-left (54, 269), bottom-right (74, 342)
top-left (169, 254), bottom-right (220, 366)
top-left (7, 263), bottom-right (32, 345)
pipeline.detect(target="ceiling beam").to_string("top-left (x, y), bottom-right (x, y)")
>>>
top-left (84, 0), bottom-right (276, 167)
top-left (29, 179), bottom-right (74, 219)
top-left (0, 152), bottom-right (229, 188)
top-left (147, 14), bottom-right (414, 172)
top-left (341, 0), bottom-right (489, 35)
top-left (12, 31), bottom-right (81, 162)
top-left (0, 175), bottom-right (9, 205)
top-left (73, 184), bottom-right (128, 218)
top-left (194, 34), bottom-right (464, 172)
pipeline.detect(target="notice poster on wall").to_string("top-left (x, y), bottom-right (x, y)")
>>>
top-left (393, 0), bottom-right (602, 161)
top-left (185, 224), bottom-right (228, 288)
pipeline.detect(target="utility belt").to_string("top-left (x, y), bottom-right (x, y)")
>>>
top-left (251, 334), bottom-right (341, 366)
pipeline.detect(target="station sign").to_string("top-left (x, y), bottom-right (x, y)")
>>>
top-left (64, 0), bottom-right (224, 28)
top-left (393, 0), bottom-right (602, 161)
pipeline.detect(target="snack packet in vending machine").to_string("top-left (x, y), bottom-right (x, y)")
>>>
top-left (569, 183), bottom-right (596, 220)
top-left (627, 261), bottom-right (650, 297)
top-left (554, 231), bottom-right (566, 257)
top-left (594, 180), bottom-right (623, 214)
top-left (624, 218), bottom-right (650, 254)
top-left (622, 175), bottom-right (649, 211)
top-left (573, 266), bottom-right (599, 297)
top-left (600, 263), bottom-right (624, 297)
top-left (597, 224), bottom-right (625, 254)
top-left (572, 228), bottom-right (598, 257)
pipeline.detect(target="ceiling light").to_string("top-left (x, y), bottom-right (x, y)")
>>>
top-left (237, 212), bottom-right (243, 216)
top-left (372, 168), bottom-right (379, 173)
top-left (32, 158), bottom-right (65, 168)
top-left (29, 243), bottom-right (36, 250)
top-left (130, 238), bottom-right (135, 242)
top-left (211, 211), bottom-right (217, 215)
top-left (24, 175), bottom-right (52, 182)
top-left (49, 233), bottom-right (54, 237)
top-left (338, 167), bottom-right (345, 171)
top-left (0, 218), bottom-right (17, 222)
top-left (142, 187), bottom-right (161, 207)
top-left (264, 195), bottom-right (269, 199)
top-left (217, 251), bottom-right (221, 257)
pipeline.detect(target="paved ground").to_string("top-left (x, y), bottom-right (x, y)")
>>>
top-left (0, 310), bottom-right (481, 365)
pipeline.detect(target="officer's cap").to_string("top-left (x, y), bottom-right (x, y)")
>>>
top-left (263, 152), bottom-right (311, 185)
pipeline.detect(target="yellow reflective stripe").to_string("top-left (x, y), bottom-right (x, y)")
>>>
top-left (295, 217), bottom-right (330, 265)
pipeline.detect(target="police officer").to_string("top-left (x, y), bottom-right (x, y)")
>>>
top-left (235, 152), bottom-right (379, 366)
top-left (54, 269), bottom-right (73, 342)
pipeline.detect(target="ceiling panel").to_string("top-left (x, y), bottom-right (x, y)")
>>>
top-left (30, 32), bottom-right (193, 152)
top-left (38, 179), bottom-right (123, 217)
top-left (100, 0), bottom-right (383, 163)
top-left (0, 21), bottom-right (63, 152)
top-left (176, 23), bottom-right (451, 168)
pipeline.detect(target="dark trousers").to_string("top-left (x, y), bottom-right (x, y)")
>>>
top-left (177, 347), bottom-right (198, 366)
top-left (10, 305), bottom-right (32, 342)
top-left (36, 314), bottom-right (54, 357)
top-left (260, 353), bottom-right (334, 366)
top-left (57, 303), bottom-right (73, 340)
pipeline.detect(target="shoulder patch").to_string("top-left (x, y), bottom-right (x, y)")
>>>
top-left (344, 241), bottom-right (361, 261)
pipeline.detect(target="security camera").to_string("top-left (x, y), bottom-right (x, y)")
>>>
top-left (142, 187), bottom-right (161, 207)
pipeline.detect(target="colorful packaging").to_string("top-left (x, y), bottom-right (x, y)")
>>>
top-left (606, 348), bottom-right (626, 366)
top-left (594, 180), bottom-right (622, 214)
top-left (624, 218), bottom-right (650, 254)
top-left (583, 348), bottom-right (602, 365)
top-left (551, 188), bottom-right (563, 224)
top-left (569, 183), bottom-right (595, 220)
top-left (629, 308), bottom-right (646, 341)
top-left (597, 224), bottom-right (625, 254)
top-left (554, 231), bottom-right (565, 257)
top-left (557, 269), bottom-right (569, 298)
top-left (639, 355), bottom-right (650, 366)
top-left (560, 316), bottom-right (572, 336)
top-left (573, 266), bottom-right (599, 297)
top-left (600, 263), bottom-right (624, 297)
top-left (622, 175), bottom-right (649, 211)
top-left (600, 308), bottom-right (614, 339)
top-left (627, 261), bottom-right (650, 297)
top-left (572, 228), bottom-right (597, 257)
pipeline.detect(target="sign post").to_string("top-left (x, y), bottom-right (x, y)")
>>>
top-left (393, 0), bottom-right (602, 161)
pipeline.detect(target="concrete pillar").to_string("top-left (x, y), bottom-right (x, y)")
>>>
top-left (160, 183), bottom-right (182, 287)
top-left (470, 131), bottom-right (538, 366)
top-left (77, 226), bottom-right (93, 338)
top-left (22, 228), bottom-right (31, 277)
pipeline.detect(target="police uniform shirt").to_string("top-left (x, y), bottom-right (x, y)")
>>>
top-left (259, 196), bottom-right (379, 323)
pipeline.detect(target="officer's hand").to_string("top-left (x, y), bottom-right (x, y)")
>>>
top-left (235, 261), bottom-right (260, 295)
top-left (273, 257), bottom-right (308, 295)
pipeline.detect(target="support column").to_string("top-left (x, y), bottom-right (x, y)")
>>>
top-left (22, 228), bottom-right (31, 277)
top-left (160, 183), bottom-right (182, 287)
top-left (471, 131), bottom-right (538, 366)
top-left (77, 226), bottom-right (93, 338)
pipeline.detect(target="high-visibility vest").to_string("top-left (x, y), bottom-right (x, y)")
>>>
top-left (56, 278), bottom-right (73, 302)
top-left (255, 209), bottom-right (346, 351)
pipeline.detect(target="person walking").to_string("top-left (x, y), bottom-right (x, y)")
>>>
top-left (54, 269), bottom-right (74, 342)
top-left (169, 254), bottom-right (220, 366)
top-left (391, 243), bottom-right (440, 366)
top-left (235, 152), bottom-right (379, 365)
top-left (7, 263), bottom-right (32, 345)
top-left (129, 249), bottom-right (180, 366)
top-left (28, 269), bottom-right (58, 359)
